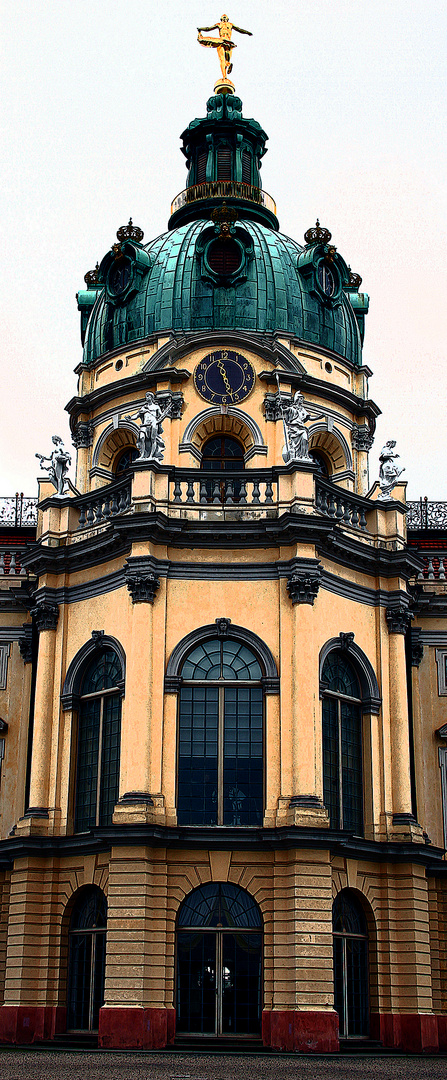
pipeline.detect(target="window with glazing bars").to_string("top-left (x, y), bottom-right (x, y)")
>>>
top-left (177, 637), bottom-right (263, 826)
top-left (74, 649), bottom-right (122, 832)
top-left (321, 652), bottom-right (363, 834)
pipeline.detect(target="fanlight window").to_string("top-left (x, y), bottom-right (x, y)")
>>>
top-left (321, 652), bottom-right (363, 834)
top-left (178, 882), bottom-right (262, 929)
top-left (74, 648), bottom-right (122, 833)
top-left (178, 637), bottom-right (263, 827)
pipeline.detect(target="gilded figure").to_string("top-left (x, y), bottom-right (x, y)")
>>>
top-left (197, 14), bottom-right (252, 82)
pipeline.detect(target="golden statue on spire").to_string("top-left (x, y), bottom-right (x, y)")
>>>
top-left (197, 13), bottom-right (252, 92)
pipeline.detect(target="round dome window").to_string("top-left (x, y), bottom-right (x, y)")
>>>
top-left (207, 239), bottom-right (242, 277)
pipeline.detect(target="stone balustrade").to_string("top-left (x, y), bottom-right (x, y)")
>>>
top-left (416, 554), bottom-right (447, 582)
top-left (76, 478), bottom-right (132, 529)
top-left (0, 547), bottom-right (27, 576)
top-left (315, 479), bottom-right (369, 531)
top-left (169, 468), bottom-right (277, 507)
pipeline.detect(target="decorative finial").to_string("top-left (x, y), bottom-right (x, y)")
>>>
top-left (346, 267), bottom-right (363, 290)
top-left (116, 218), bottom-right (144, 244)
top-left (211, 201), bottom-right (238, 239)
top-left (304, 220), bottom-right (332, 246)
top-left (84, 262), bottom-right (100, 286)
top-left (197, 13), bottom-right (252, 94)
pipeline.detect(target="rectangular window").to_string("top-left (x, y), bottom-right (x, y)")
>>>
top-left (217, 148), bottom-right (232, 180)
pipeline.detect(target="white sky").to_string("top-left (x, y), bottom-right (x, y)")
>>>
top-left (2, 0), bottom-right (447, 499)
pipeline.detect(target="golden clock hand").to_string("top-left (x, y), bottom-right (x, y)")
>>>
top-left (216, 359), bottom-right (234, 399)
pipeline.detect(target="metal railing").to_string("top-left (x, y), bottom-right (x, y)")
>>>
top-left (170, 181), bottom-right (277, 217)
top-left (407, 498), bottom-right (447, 529)
top-left (315, 479), bottom-right (369, 531)
top-left (0, 495), bottom-right (38, 528)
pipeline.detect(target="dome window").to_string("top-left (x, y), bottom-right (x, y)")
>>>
top-left (318, 262), bottom-right (336, 297)
top-left (206, 239), bottom-right (242, 277)
top-left (108, 258), bottom-right (132, 297)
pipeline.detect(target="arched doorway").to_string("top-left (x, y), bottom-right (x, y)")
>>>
top-left (176, 882), bottom-right (262, 1037)
top-left (333, 890), bottom-right (369, 1038)
top-left (67, 886), bottom-right (107, 1032)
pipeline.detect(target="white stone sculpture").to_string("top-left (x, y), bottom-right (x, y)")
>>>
top-left (126, 392), bottom-right (172, 463)
top-left (280, 390), bottom-right (324, 464)
top-left (378, 440), bottom-right (405, 500)
top-left (35, 436), bottom-right (71, 496)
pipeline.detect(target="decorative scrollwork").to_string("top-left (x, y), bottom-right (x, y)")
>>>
top-left (406, 500), bottom-right (447, 529)
top-left (304, 219), bottom-right (332, 246)
top-left (116, 217), bottom-right (144, 244)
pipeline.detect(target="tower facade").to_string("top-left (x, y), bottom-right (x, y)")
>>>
top-left (0, 78), bottom-right (446, 1054)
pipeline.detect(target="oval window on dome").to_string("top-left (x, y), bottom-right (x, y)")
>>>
top-left (317, 262), bottom-right (336, 297)
top-left (108, 259), bottom-right (131, 296)
top-left (207, 239), bottom-right (242, 277)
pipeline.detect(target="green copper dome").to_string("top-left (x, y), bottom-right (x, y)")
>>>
top-left (78, 93), bottom-right (368, 367)
top-left (80, 217), bottom-right (367, 367)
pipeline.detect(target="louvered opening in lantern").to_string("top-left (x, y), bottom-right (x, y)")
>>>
top-left (217, 148), bottom-right (232, 180)
top-left (207, 240), bottom-right (242, 276)
top-left (196, 150), bottom-right (207, 184)
top-left (242, 150), bottom-right (252, 185)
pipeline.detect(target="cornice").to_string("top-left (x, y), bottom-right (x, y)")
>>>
top-left (258, 369), bottom-right (380, 428)
top-left (317, 531), bottom-right (421, 582)
top-left (0, 824), bottom-right (443, 870)
top-left (65, 367), bottom-right (191, 431)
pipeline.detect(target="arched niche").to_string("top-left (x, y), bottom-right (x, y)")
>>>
top-left (92, 422), bottom-right (138, 474)
top-left (180, 407), bottom-right (267, 463)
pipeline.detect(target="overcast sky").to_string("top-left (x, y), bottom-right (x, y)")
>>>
top-left (2, 0), bottom-right (447, 499)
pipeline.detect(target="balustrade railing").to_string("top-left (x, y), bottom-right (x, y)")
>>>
top-left (170, 181), bottom-right (277, 217)
top-left (415, 554), bottom-right (447, 581)
top-left (407, 498), bottom-right (447, 529)
top-left (0, 547), bottom-right (27, 575)
top-left (0, 495), bottom-right (38, 528)
top-left (76, 478), bottom-right (131, 529)
top-left (315, 479), bottom-right (369, 531)
top-left (168, 469), bottom-right (277, 507)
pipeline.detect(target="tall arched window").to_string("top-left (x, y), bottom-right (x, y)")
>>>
top-left (177, 637), bottom-right (263, 827)
top-left (74, 648), bottom-right (122, 832)
top-left (67, 886), bottom-right (107, 1032)
top-left (333, 890), bottom-right (369, 1038)
top-left (321, 651), bottom-right (363, 834)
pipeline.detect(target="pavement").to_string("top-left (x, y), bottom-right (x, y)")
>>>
top-left (1, 1050), bottom-right (447, 1080)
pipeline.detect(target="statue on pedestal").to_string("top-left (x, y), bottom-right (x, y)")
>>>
top-left (378, 440), bottom-right (405, 500)
top-left (126, 393), bottom-right (172, 463)
top-left (35, 436), bottom-right (71, 495)
top-left (197, 13), bottom-right (252, 84)
top-left (279, 390), bottom-right (325, 464)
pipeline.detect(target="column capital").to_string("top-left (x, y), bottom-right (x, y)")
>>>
top-left (125, 567), bottom-right (160, 604)
top-left (30, 599), bottom-right (59, 632)
top-left (386, 602), bottom-right (412, 635)
top-left (287, 569), bottom-right (321, 605)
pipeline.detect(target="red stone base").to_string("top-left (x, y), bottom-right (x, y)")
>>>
top-left (370, 1013), bottom-right (439, 1053)
top-left (262, 1009), bottom-right (339, 1052)
top-left (98, 1006), bottom-right (175, 1049)
top-left (0, 1005), bottom-right (66, 1044)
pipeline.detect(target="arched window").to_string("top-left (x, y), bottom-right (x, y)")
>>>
top-left (177, 882), bottom-right (262, 1036)
top-left (177, 637), bottom-right (263, 827)
top-left (114, 445), bottom-right (138, 477)
top-left (201, 435), bottom-right (244, 502)
top-left (67, 886), bottom-right (107, 1032)
top-left (321, 651), bottom-right (363, 834)
top-left (333, 890), bottom-right (369, 1038)
top-left (74, 648), bottom-right (122, 833)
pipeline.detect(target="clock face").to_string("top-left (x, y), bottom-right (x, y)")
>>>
top-left (194, 350), bottom-right (256, 406)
